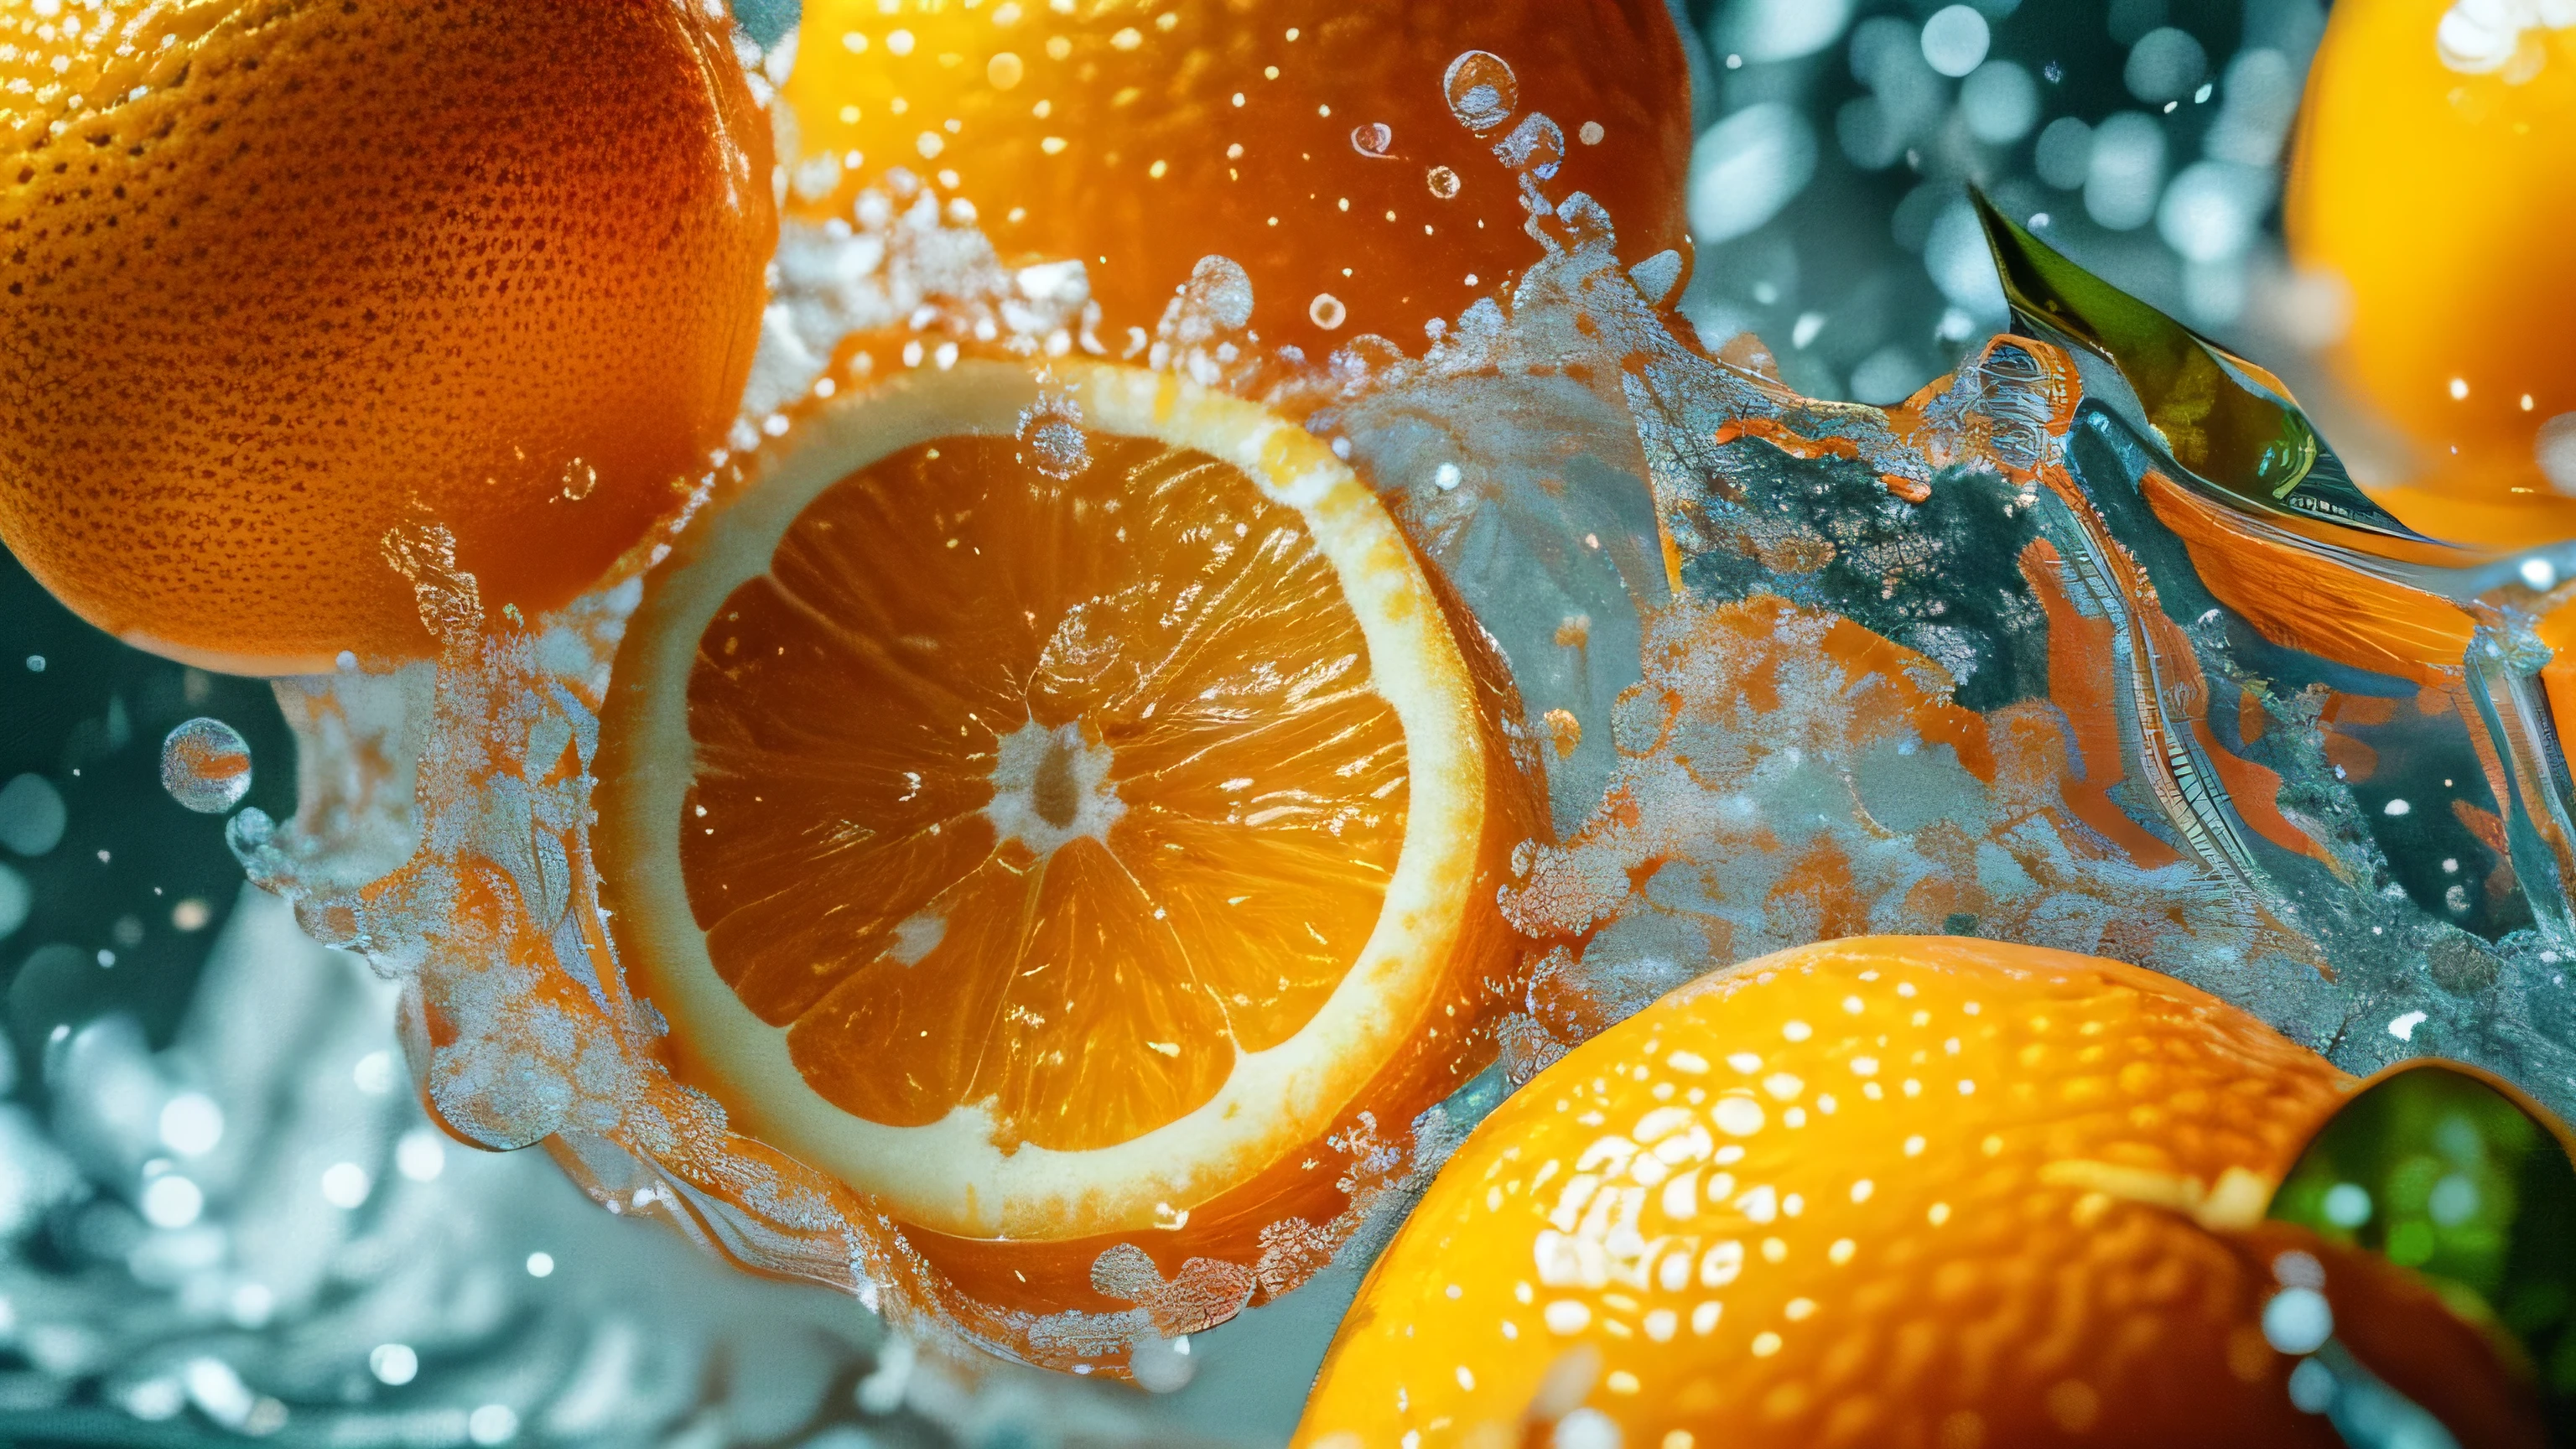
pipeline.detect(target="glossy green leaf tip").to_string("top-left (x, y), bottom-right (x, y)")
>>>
top-left (1967, 189), bottom-right (2433, 544)
top-left (2271, 1061), bottom-right (2576, 1442)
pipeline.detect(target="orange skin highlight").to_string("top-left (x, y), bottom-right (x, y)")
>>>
top-left (783, 0), bottom-right (1693, 359)
top-left (0, 0), bottom-right (776, 672)
top-left (1293, 937), bottom-right (2398, 1449)
top-left (2287, 0), bottom-right (2576, 508)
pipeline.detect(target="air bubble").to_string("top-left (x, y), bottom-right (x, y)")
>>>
top-left (1349, 122), bottom-right (1393, 158)
top-left (1017, 396), bottom-right (1091, 479)
top-left (1426, 165), bottom-right (1461, 199)
top-left (1442, 50), bottom-right (1518, 133)
top-left (162, 717), bottom-right (252, 814)
top-left (1308, 293), bottom-right (1348, 330)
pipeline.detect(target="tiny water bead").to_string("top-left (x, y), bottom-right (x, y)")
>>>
top-left (1426, 164), bottom-right (1462, 199)
top-left (160, 719), bottom-right (253, 815)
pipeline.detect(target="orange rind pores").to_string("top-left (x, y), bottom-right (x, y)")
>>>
top-left (0, 0), bottom-right (776, 673)
top-left (782, 0), bottom-right (1695, 357)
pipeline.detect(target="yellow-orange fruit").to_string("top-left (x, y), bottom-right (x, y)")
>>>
top-left (0, 0), bottom-right (776, 672)
top-left (2287, 0), bottom-right (2576, 507)
top-left (783, 0), bottom-right (1692, 358)
top-left (1296, 937), bottom-right (2383, 1448)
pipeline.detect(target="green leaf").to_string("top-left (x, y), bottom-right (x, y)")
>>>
top-left (2271, 1059), bottom-right (2576, 1441)
top-left (1967, 190), bottom-right (2433, 545)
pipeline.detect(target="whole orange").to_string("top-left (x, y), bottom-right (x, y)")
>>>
top-left (2286, 0), bottom-right (2576, 514)
top-left (782, 0), bottom-right (1693, 359)
top-left (1296, 937), bottom-right (2408, 1447)
top-left (0, 0), bottom-right (776, 672)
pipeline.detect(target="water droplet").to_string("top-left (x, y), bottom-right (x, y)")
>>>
top-left (1308, 293), bottom-right (1348, 330)
top-left (1349, 122), bottom-right (1393, 158)
top-left (1017, 397), bottom-right (1091, 479)
top-left (162, 717), bottom-right (252, 813)
top-left (1442, 50), bottom-right (1518, 133)
top-left (1426, 164), bottom-right (1461, 199)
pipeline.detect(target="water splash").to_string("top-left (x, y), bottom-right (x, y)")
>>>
top-left (226, 33), bottom-right (2576, 1385)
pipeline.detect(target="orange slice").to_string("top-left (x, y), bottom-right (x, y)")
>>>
top-left (594, 358), bottom-right (1534, 1275)
top-left (1295, 937), bottom-right (2369, 1448)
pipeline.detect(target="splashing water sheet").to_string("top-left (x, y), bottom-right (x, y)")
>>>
top-left (222, 29), bottom-right (2576, 1388)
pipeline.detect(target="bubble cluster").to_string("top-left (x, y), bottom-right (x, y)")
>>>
top-left (1017, 397), bottom-right (1093, 480)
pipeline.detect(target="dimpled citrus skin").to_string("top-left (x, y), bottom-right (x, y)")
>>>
top-left (0, 0), bottom-right (775, 672)
top-left (1295, 937), bottom-right (2359, 1449)
top-left (2286, 0), bottom-right (2576, 503)
top-left (784, 0), bottom-right (1691, 356)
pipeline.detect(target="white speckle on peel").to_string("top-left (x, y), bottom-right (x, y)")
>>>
top-left (1711, 1097), bottom-right (1765, 1136)
top-left (2388, 1010), bottom-right (2428, 1041)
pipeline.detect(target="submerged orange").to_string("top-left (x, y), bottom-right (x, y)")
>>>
top-left (782, 0), bottom-right (1695, 356)
top-left (0, 0), bottom-right (775, 672)
top-left (595, 358), bottom-right (1538, 1317)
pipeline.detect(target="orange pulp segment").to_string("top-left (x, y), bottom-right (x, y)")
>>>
top-left (598, 359), bottom-right (1514, 1242)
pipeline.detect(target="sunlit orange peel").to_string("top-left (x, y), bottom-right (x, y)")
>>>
top-left (1293, 937), bottom-right (2391, 1448)
top-left (782, 0), bottom-right (1694, 357)
top-left (0, 0), bottom-right (775, 672)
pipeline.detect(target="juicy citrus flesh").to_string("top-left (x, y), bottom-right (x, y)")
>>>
top-left (687, 430), bottom-right (1410, 1150)
top-left (2287, 0), bottom-right (2576, 501)
top-left (783, 0), bottom-right (1692, 353)
top-left (1295, 937), bottom-right (2359, 1449)
top-left (0, 0), bottom-right (774, 672)
top-left (598, 359), bottom-right (1509, 1243)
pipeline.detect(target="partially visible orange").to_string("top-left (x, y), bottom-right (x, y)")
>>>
top-left (2287, 0), bottom-right (2576, 510)
top-left (594, 357), bottom-right (1539, 1321)
top-left (0, 0), bottom-right (776, 673)
top-left (781, 0), bottom-right (1693, 358)
top-left (1295, 937), bottom-right (2380, 1448)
